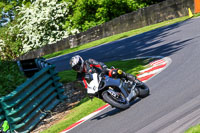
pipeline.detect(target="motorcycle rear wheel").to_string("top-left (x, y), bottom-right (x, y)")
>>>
top-left (102, 90), bottom-right (130, 110)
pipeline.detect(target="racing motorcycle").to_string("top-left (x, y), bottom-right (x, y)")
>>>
top-left (86, 72), bottom-right (150, 110)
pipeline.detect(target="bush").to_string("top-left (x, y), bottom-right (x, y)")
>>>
top-left (0, 0), bottom-right (34, 27)
top-left (67, 0), bottom-right (160, 32)
top-left (0, 60), bottom-right (26, 97)
top-left (0, 17), bottom-right (23, 60)
top-left (0, 0), bottom-right (78, 60)
top-left (14, 0), bottom-right (78, 53)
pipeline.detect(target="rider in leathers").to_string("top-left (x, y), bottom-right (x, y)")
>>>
top-left (69, 55), bottom-right (142, 89)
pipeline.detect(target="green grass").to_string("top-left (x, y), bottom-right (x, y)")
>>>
top-left (58, 70), bottom-right (77, 83)
top-left (185, 124), bottom-right (200, 133)
top-left (193, 12), bottom-right (200, 17)
top-left (41, 97), bottom-right (106, 133)
top-left (42, 58), bottom-right (152, 133)
top-left (43, 16), bottom-right (190, 59)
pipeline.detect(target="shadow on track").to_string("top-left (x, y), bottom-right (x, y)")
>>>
top-left (49, 19), bottom-right (195, 71)
top-left (91, 98), bottom-right (141, 121)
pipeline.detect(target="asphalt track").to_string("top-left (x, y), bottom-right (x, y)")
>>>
top-left (48, 17), bottom-right (200, 133)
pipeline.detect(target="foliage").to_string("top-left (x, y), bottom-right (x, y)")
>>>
top-left (0, 0), bottom-right (78, 59)
top-left (0, 0), bottom-right (30, 13)
top-left (67, 0), bottom-right (161, 32)
top-left (0, 60), bottom-right (26, 97)
top-left (12, 0), bottom-right (78, 53)
top-left (0, 0), bottom-right (33, 26)
top-left (0, 17), bottom-right (23, 60)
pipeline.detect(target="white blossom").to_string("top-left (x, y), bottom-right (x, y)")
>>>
top-left (11, 0), bottom-right (78, 53)
top-left (0, 39), bottom-right (5, 51)
top-left (0, 39), bottom-right (5, 58)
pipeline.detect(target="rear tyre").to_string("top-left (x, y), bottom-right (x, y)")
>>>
top-left (102, 90), bottom-right (130, 110)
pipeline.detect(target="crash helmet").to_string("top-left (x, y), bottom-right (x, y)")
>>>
top-left (70, 55), bottom-right (84, 72)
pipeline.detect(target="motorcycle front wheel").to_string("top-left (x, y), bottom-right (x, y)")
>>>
top-left (137, 83), bottom-right (150, 98)
top-left (102, 90), bottom-right (130, 110)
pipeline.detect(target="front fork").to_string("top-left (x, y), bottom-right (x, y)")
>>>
top-left (119, 81), bottom-right (138, 102)
top-left (103, 79), bottom-right (138, 103)
top-left (126, 83), bottom-right (137, 102)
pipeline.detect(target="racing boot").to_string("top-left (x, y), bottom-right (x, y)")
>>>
top-left (126, 73), bottom-right (144, 87)
top-left (108, 69), bottom-right (144, 87)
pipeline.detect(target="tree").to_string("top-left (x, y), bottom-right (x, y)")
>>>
top-left (0, 0), bottom-right (34, 26)
top-left (0, 17), bottom-right (22, 60)
top-left (0, 0), bottom-right (78, 60)
top-left (68, 0), bottom-right (163, 32)
top-left (13, 0), bottom-right (78, 53)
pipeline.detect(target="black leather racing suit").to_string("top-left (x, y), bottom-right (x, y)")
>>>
top-left (76, 59), bottom-right (137, 89)
top-left (76, 59), bottom-right (107, 88)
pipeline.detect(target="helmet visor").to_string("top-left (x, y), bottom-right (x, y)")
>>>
top-left (72, 59), bottom-right (83, 72)
top-left (72, 64), bottom-right (81, 72)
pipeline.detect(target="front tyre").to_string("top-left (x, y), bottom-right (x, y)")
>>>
top-left (137, 83), bottom-right (150, 98)
top-left (102, 90), bottom-right (130, 110)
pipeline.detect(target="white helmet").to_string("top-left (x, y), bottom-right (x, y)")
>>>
top-left (70, 55), bottom-right (84, 72)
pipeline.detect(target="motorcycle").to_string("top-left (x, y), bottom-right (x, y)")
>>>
top-left (86, 72), bottom-right (150, 110)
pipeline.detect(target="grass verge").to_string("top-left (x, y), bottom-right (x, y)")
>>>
top-left (185, 124), bottom-right (200, 133)
top-left (43, 16), bottom-right (190, 59)
top-left (42, 58), bottom-right (152, 133)
top-left (41, 97), bottom-right (106, 133)
top-left (193, 12), bottom-right (200, 17)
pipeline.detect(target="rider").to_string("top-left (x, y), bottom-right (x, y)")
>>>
top-left (69, 55), bottom-right (142, 89)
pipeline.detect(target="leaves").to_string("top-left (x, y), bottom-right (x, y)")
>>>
top-left (0, 0), bottom-right (78, 60)
top-left (0, 60), bottom-right (26, 97)
top-left (68, 0), bottom-right (158, 32)
top-left (14, 0), bottom-right (77, 53)
top-left (0, 0), bottom-right (35, 26)
top-left (0, 22), bottom-right (22, 60)
top-left (0, 15), bottom-right (23, 60)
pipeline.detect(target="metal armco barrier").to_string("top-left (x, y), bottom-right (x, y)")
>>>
top-left (17, 57), bottom-right (51, 78)
top-left (0, 59), bottom-right (66, 132)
